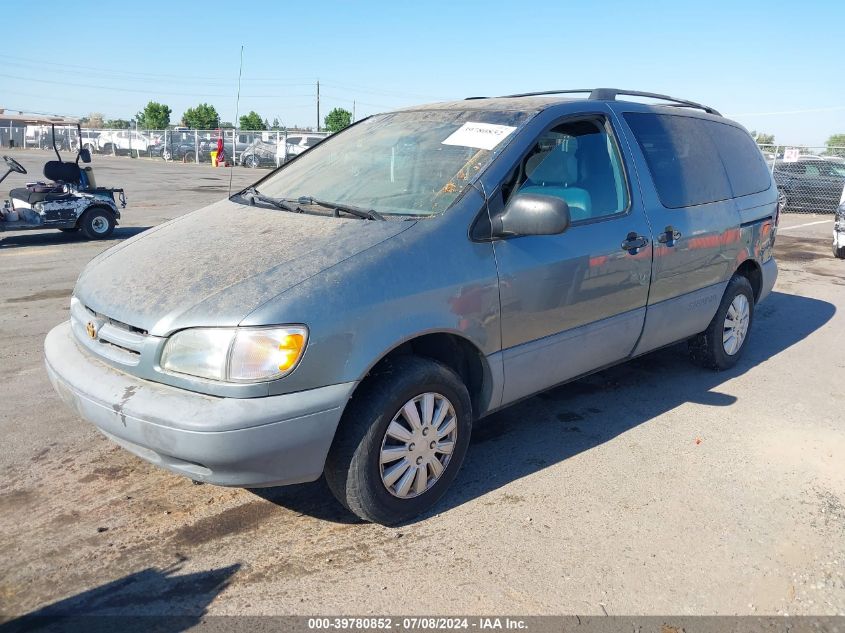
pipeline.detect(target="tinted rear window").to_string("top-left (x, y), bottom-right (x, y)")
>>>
top-left (708, 123), bottom-right (771, 196)
top-left (624, 113), bottom-right (770, 208)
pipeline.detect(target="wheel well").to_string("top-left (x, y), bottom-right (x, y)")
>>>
top-left (735, 259), bottom-right (762, 302)
top-left (366, 333), bottom-right (486, 419)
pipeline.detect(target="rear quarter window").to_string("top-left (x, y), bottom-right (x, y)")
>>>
top-left (707, 123), bottom-right (771, 197)
top-left (624, 113), bottom-right (769, 208)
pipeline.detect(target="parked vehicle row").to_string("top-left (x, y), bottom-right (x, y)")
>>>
top-left (240, 134), bottom-right (326, 168)
top-left (772, 156), bottom-right (845, 214)
top-left (45, 89), bottom-right (779, 525)
top-left (24, 125), bottom-right (327, 167)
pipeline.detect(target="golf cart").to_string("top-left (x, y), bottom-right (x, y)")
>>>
top-left (1, 115), bottom-right (126, 240)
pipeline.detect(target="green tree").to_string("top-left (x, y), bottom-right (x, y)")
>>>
top-left (825, 133), bottom-right (845, 157)
top-left (103, 118), bottom-right (131, 129)
top-left (182, 103), bottom-right (220, 129)
top-left (220, 121), bottom-right (234, 129)
top-left (750, 131), bottom-right (775, 146)
top-left (324, 107), bottom-right (352, 133)
top-left (238, 111), bottom-right (266, 130)
top-left (84, 112), bottom-right (105, 128)
top-left (136, 101), bottom-right (171, 129)
top-left (271, 117), bottom-right (281, 130)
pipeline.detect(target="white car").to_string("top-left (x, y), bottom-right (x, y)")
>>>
top-left (97, 130), bottom-right (154, 154)
top-left (275, 134), bottom-right (325, 165)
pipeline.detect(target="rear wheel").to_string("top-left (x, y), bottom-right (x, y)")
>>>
top-left (324, 356), bottom-right (472, 525)
top-left (688, 275), bottom-right (754, 370)
top-left (245, 155), bottom-right (259, 168)
top-left (80, 208), bottom-right (115, 240)
top-left (834, 242), bottom-right (845, 259)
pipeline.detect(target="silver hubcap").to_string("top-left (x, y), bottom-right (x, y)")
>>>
top-left (379, 392), bottom-right (457, 499)
top-left (91, 216), bottom-right (108, 234)
top-left (723, 294), bottom-right (750, 355)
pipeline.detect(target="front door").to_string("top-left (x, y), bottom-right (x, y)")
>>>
top-left (492, 115), bottom-right (653, 405)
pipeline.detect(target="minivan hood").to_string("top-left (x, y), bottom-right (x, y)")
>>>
top-left (75, 199), bottom-right (412, 335)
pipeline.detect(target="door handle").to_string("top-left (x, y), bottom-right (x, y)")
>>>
top-left (657, 225), bottom-right (682, 246)
top-left (621, 232), bottom-right (649, 253)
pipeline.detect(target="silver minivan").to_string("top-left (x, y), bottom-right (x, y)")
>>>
top-left (45, 89), bottom-right (779, 524)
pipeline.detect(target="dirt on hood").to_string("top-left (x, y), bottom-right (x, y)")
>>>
top-left (74, 199), bottom-right (413, 335)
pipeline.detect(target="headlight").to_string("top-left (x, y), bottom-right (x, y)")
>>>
top-left (160, 326), bottom-right (307, 383)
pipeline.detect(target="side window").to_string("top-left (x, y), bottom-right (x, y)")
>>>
top-left (512, 118), bottom-right (629, 222)
top-left (624, 112), bottom-right (732, 208)
top-left (804, 164), bottom-right (821, 177)
top-left (286, 136), bottom-right (302, 145)
top-left (708, 123), bottom-right (771, 197)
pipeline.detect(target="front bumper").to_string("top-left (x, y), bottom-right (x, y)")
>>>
top-left (45, 321), bottom-right (355, 487)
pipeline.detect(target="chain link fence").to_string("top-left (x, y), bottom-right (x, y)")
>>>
top-left (758, 144), bottom-right (845, 214)
top-left (14, 125), bottom-right (330, 168)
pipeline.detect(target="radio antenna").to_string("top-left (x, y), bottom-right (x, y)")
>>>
top-left (228, 45), bottom-right (244, 197)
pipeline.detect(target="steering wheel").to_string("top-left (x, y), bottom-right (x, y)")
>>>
top-left (3, 155), bottom-right (26, 175)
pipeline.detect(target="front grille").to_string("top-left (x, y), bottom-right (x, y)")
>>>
top-left (70, 298), bottom-right (148, 367)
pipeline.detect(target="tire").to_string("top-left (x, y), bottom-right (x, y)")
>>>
top-left (834, 242), bottom-right (845, 259)
top-left (324, 356), bottom-right (472, 525)
top-left (246, 155), bottom-right (259, 168)
top-left (688, 274), bottom-right (755, 370)
top-left (80, 208), bottom-right (115, 240)
top-left (162, 149), bottom-right (172, 161)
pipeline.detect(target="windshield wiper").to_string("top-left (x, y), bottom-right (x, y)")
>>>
top-left (296, 196), bottom-right (385, 221)
top-left (238, 187), bottom-right (301, 213)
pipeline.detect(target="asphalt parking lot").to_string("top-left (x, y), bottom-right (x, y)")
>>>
top-left (1, 148), bottom-right (843, 618)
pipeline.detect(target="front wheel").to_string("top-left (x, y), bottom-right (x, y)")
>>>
top-left (834, 241), bottom-right (845, 259)
top-left (324, 357), bottom-right (472, 525)
top-left (688, 274), bottom-right (754, 370)
top-left (80, 208), bottom-right (115, 240)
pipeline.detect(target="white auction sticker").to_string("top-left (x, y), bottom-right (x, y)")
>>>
top-left (442, 122), bottom-right (517, 150)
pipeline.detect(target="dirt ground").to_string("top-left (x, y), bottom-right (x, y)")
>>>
top-left (0, 148), bottom-right (843, 618)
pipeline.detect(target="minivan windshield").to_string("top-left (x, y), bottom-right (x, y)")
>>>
top-left (255, 109), bottom-right (531, 216)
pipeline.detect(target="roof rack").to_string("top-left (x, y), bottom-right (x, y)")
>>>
top-left (475, 88), bottom-right (721, 116)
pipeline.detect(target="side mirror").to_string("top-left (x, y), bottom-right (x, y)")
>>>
top-left (79, 148), bottom-right (92, 163)
top-left (492, 193), bottom-right (571, 238)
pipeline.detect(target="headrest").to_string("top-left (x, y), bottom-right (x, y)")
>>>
top-left (525, 144), bottom-right (577, 186)
top-left (44, 161), bottom-right (81, 184)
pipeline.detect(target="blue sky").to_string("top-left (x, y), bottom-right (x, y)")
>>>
top-left (3, 0), bottom-right (843, 145)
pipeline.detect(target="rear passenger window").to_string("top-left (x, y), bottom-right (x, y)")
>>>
top-left (625, 113), bottom-right (772, 208)
top-left (512, 118), bottom-right (629, 223)
top-left (624, 113), bottom-right (731, 208)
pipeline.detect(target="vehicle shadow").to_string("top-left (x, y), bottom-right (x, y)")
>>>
top-left (0, 226), bottom-right (152, 249)
top-left (0, 563), bottom-right (239, 633)
top-left (252, 290), bottom-right (835, 525)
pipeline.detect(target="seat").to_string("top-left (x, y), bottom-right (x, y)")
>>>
top-left (9, 160), bottom-right (82, 205)
top-left (43, 161), bottom-right (82, 185)
top-left (519, 144), bottom-right (592, 221)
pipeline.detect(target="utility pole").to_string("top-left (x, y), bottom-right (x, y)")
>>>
top-left (353, 100), bottom-right (356, 123)
top-left (316, 80), bottom-right (320, 132)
